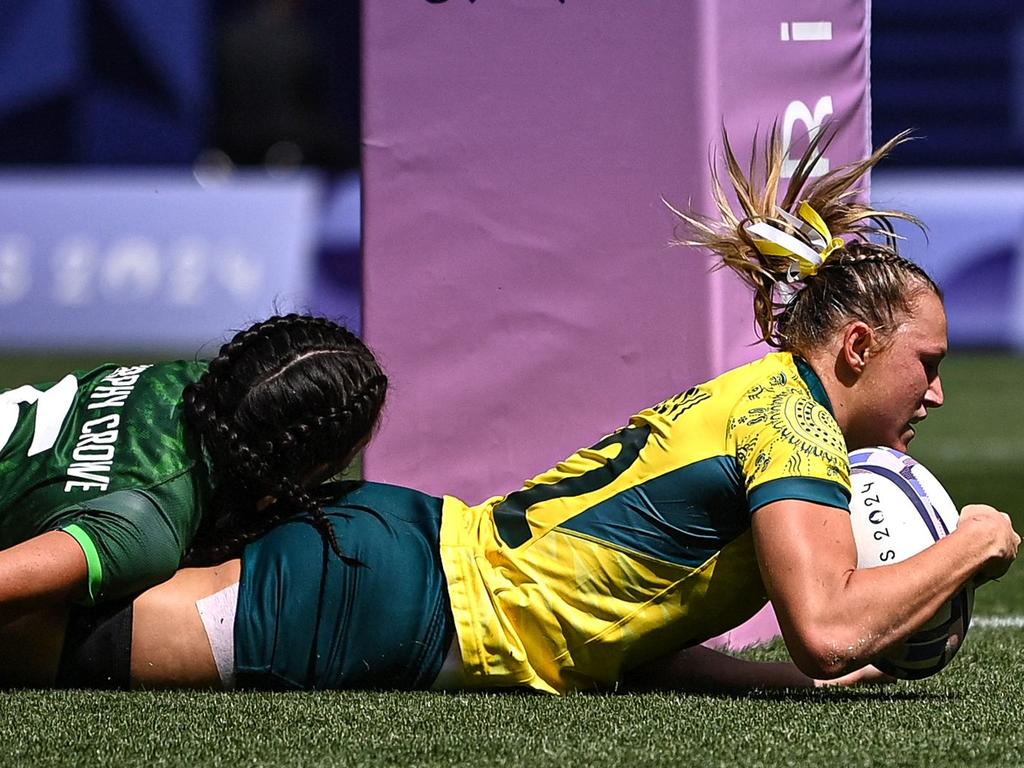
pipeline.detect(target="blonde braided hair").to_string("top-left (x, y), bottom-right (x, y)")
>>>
top-left (667, 124), bottom-right (940, 352)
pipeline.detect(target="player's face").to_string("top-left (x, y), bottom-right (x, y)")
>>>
top-left (853, 289), bottom-right (947, 452)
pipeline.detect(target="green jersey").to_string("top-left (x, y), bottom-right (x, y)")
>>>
top-left (0, 361), bottom-right (210, 603)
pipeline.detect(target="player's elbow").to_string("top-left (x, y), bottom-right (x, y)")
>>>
top-left (784, 624), bottom-right (863, 679)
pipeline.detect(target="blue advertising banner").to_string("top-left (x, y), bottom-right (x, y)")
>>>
top-left (873, 172), bottom-right (1024, 351)
top-left (0, 172), bottom-right (323, 352)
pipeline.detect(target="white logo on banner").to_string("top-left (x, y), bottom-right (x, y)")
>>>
top-left (7, 237), bottom-right (267, 307)
top-left (218, 242), bottom-right (264, 298)
top-left (168, 238), bottom-right (208, 306)
top-left (0, 236), bottom-right (31, 304)
top-left (53, 236), bottom-right (97, 305)
top-left (104, 237), bottom-right (162, 298)
top-left (782, 96), bottom-right (834, 178)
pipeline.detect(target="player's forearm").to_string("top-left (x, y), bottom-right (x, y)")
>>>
top-left (622, 645), bottom-right (822, 693)
top-left (777, 531), bottom-right (982, 677)
top-left (755, 500), bottom-right (1015, 679)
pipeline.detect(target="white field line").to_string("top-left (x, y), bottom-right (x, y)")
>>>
top-left (922, 437), bottom-right (1024, 464)
top-left (973, 615), bottom-right (1024, 628)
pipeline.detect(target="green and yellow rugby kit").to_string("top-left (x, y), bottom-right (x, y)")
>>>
top-left (441, 352), bottom-right (851, 693)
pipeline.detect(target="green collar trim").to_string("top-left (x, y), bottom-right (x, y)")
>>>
top-left (794, 356), bottom-right (835, 417)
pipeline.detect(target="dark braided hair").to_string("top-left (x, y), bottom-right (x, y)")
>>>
top-left (183, 313), bottom-right (387, 564)
top-left (668, 123), bottom-right (942, 355)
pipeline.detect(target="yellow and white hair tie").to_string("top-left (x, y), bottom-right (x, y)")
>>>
top-left (744, 201), bottom-right (845, 283)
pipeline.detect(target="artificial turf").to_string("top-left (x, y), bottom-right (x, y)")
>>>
top-left (3, 630), bottom-right (1023, 768)
top-left (0, 351), bottom-right (1020, 767)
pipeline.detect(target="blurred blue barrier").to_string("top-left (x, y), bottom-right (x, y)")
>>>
top-left (0, 171), bottom-right (361, 353)
top-left (873, 172), bottom-right (1024, 350)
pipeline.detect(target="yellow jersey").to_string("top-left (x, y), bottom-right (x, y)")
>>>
top-left (438, 352), bottom-right (851, 694)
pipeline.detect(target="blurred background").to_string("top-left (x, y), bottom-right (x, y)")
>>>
top-left (0, 1), bottom-right (1019, 549)
top-left (0, 0), bottom-right (361, 360)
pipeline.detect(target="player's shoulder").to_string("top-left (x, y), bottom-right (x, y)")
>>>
top-left (61, 361), bottom-right (205, 416)
top-left (729, 354), bottom-right (847, 465)
top-left (136, 360), bottom-right (209, 392)
top-left (635, 352), bottom-right (810, 432)
top-left (56, 359), bottom-right (207, 389)
top-left (131, 359), bottom-right (209, 383)
top-left (725, 354), bottom-right (843, 447)
top-left (726, 352), bottom-right (833, 413)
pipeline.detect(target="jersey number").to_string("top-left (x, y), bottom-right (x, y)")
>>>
top-left (0, 375), bottom-right (79, 457)
top-left (493, 424), bottom-right (652, 547)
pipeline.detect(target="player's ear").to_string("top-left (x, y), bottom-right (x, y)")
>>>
top-left (841, 321), bottom-right (875, 376)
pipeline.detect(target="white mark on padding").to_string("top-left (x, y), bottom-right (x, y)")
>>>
top-left (780, 22), bottom-right (833, 41)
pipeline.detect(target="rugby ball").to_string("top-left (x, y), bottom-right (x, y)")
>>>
top-left (848, 446), bottom-right (973, 680)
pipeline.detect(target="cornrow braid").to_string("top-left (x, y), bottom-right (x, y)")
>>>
top-left (667, 123), bottom-right (939, 353)
top-left (777, 241), bottom-right (942, 352)
top-left (183, 313), bottom-right (388, 565)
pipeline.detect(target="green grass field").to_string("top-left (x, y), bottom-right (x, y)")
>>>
top-left (0, 352), bottom-right (1021, 767)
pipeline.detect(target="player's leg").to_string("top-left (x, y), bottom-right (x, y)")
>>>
top-left (0, 603), bottom-right (68, 687)
top-left (0, 560), bottom-right (236, 689)
top-left (56, 597), bottom-right (135, 689)
top-left (128, 560), bottom-right (241, 689)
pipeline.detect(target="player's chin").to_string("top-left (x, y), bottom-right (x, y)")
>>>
top-left (878, 425), bottom-right (915, 452)
top-left (895, 425), bottom-right (917, 451)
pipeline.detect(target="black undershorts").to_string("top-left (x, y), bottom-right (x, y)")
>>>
top-left (55, 597), bottom-right (133, 690)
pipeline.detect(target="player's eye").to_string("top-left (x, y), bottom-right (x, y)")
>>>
top-left (922, 356), bottom-right (942, 379)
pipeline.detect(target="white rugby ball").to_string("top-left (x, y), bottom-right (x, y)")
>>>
top-left (848, 446), bottom-right (973, 680)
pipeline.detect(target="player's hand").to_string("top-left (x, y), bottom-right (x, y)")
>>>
top-left (957, 504), bottom-right (1020, 584)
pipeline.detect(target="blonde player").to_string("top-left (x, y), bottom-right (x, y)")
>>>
top-left (4, 129), bottom-right (1018, 693)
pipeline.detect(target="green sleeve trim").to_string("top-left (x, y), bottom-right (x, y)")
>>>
top-left (748, 476), bottom-right (850, 515)
top-left (62, 523), bottom-right (103, 606)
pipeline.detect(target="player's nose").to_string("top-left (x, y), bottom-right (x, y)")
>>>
top-left (924, 376), bottom-right (944, 409)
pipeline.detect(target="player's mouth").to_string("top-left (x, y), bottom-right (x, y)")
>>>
top-left (903, 416), bottom-right (925, 445)
top-left (892, 422), bottom-right (920, 451)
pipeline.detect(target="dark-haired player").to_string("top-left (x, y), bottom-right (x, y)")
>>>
top-left (0, 314), bottom-right (386, 624)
